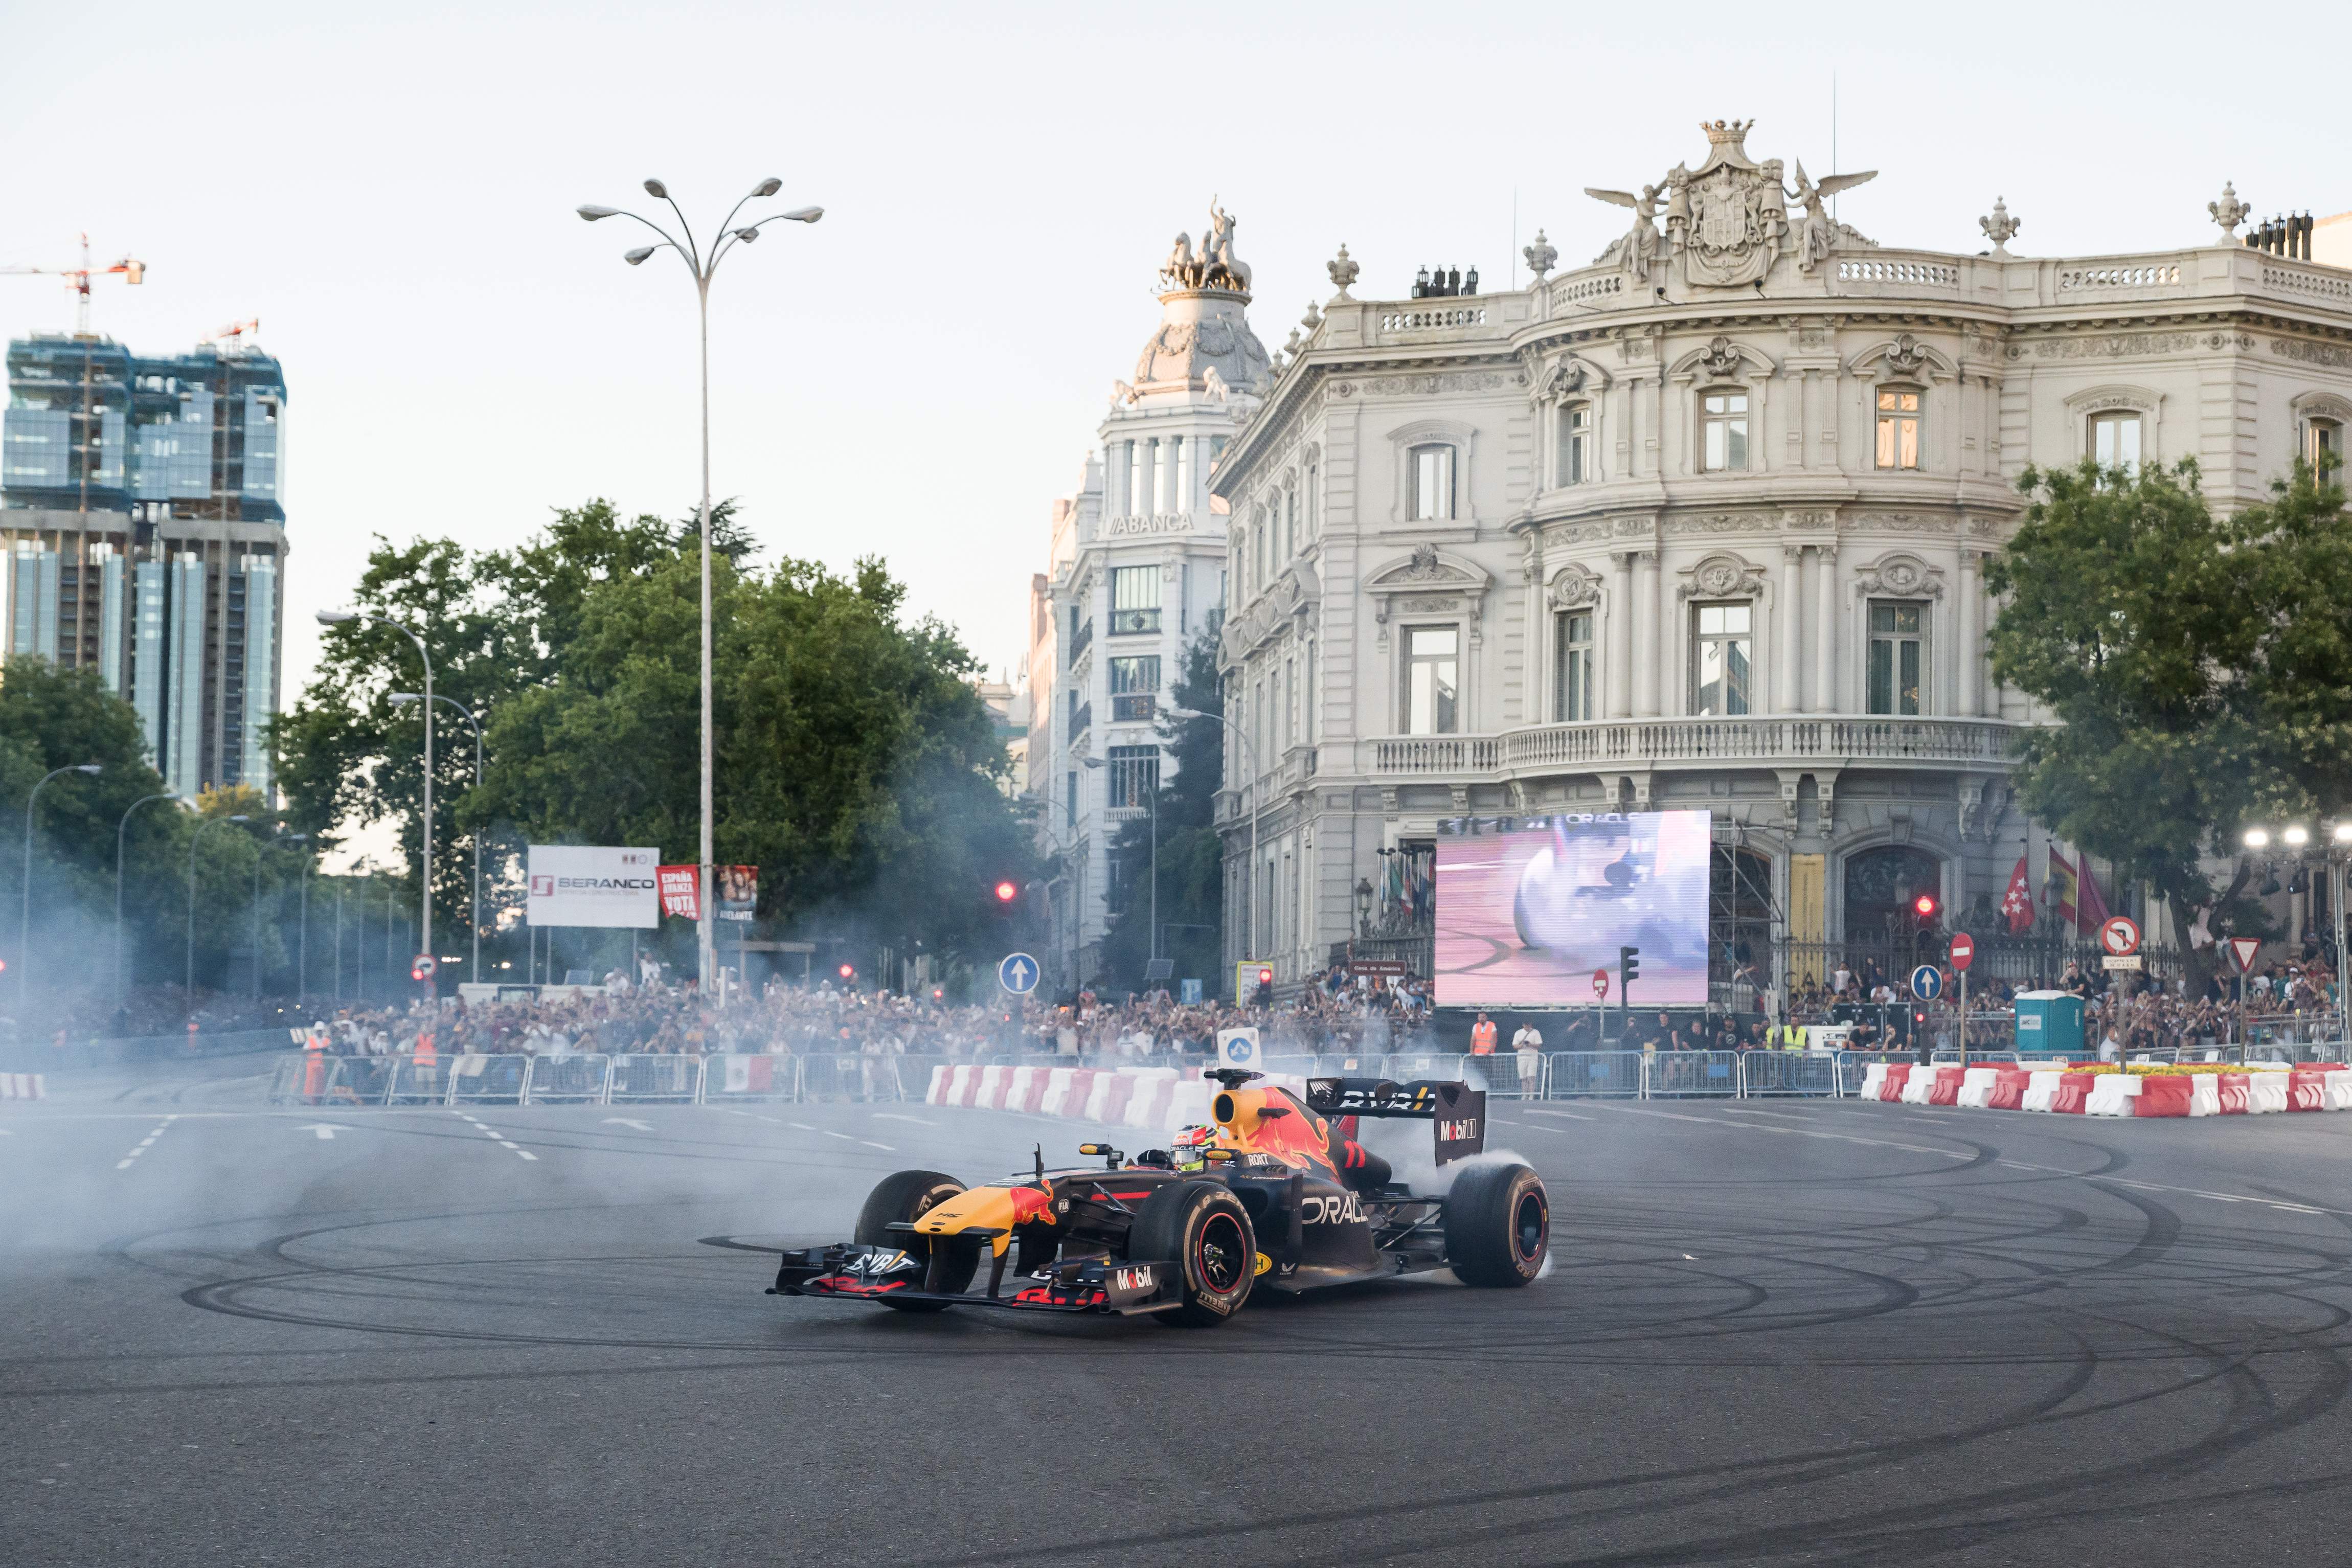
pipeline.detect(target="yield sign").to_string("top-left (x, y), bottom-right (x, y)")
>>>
top-left (2099, 916), bottom-right (2141, 957)
top-left (2227, 936), bottom-right (2263, 973)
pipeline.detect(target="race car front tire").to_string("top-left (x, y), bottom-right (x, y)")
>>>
top-left (854, 1169), bottom-right (979, 1310)
top-left (1444, 1162), bottom-right (1548, 1287)
top-left (1128, 1179), bottom-right (1256, 1327)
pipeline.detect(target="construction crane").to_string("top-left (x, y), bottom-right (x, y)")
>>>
top-left (201, 317), bottom-right (260, 351)
top-left (0, 233), bottom-right (146, 336)
top-left (0, 235), bottom-right (148, 517)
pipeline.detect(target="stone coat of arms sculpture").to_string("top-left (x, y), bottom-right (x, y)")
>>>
top-left (1588, 120), bottom-right (1876, 289)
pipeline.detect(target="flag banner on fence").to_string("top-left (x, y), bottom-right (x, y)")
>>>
top-left (2000, 853), bottom-right (2034, 934)
top-left (723, 1056), bottom-right (780, 1094)
top-left (657, 865), bottom-right (702, 920)
top-left (718, 865), bottom-right (758, 922)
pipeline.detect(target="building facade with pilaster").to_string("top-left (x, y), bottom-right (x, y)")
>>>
top-left (1209, 120), bottom-right (2352, 1003)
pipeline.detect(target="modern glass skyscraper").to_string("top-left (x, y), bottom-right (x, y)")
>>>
top-left (1, 331), bottom-right (289, 799)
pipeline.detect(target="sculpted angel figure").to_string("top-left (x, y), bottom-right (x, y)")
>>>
top-left (1584, 184), bottom-right (1663, 282)
top-left (1787, 161), bottom-right (1878, 272)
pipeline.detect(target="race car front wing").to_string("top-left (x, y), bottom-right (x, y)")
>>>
top-left (770, 1243), bottom-right (1183, 1315)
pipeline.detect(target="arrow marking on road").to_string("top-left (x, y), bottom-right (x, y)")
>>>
top-left (296, 1123), bottom-right (355, 1141)
top-left (601, 1118), bottom-right (655, 1132)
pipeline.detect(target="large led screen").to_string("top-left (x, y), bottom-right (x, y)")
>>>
top-left (1433, 810), bottom-right (1711, 1008)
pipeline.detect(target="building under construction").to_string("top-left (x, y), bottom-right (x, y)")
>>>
top-left (1, 331), bottom-right (288, 800)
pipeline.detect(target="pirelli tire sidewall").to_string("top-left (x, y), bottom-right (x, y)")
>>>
top-left (1130, 1178), bottom-right (1256, 1327)
top-left (854, 1168), bottom-right (978, 1309)
top-left (1444, 1161), bottom-right (1549, 1287)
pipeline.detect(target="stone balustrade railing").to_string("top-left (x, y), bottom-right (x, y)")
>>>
top-left (1370, 714), bottom-right (2017, 776)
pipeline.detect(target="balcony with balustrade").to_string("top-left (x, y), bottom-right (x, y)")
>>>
top-left (1367, 714), bottom-right (2017, 780)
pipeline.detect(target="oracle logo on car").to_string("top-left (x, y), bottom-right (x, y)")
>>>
top-left (1301, 1192), bottom-right (1367, 1225)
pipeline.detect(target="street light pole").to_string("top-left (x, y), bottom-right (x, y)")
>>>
top-left (319, 609), bottom-right (432, 976)
top-left (577, 178), bottom-right (822, 995)
top-left (1168, 706), bottom-right (1258, 993)
top-left (187, 813), bottom-right (250, 1023)
top-left (395, 692), bottom-right (482, 983)
top-left (21, 762), bottom-right (99, 1019)
top-left (115, 791), bottom-right (175, 1005)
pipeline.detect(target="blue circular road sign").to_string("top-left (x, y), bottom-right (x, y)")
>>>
top-left (998, 952), bottom-right (1041, 995)
top-left (1910, 964), bottom-right (1942, 1000)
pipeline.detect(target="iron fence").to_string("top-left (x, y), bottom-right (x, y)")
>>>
top-left (1543, 1051), bottom-right (1645, 1098)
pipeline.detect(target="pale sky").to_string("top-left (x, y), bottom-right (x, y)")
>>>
top-left (5, 0), bottom-right (2344, 729)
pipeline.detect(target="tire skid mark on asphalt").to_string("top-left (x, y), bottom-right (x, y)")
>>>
top-left (1615, 1104), bottom-right (1975, 1161)
top-left (449, 1110), bottom-right (537, 1161)
top-left (114, 1113), bottom-right (178, 1170)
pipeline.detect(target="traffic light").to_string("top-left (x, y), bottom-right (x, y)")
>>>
top-left (1912, 892), bottom-right (1939, 923)
top-left (1619, 945), bottom-right (1640, 993)
top-left (993, 879), bottom-right (1019, 905)
top-left (1254, 965), bottom-right (1274, 1007)
top-left (837, 962), bottom-right (855, 980)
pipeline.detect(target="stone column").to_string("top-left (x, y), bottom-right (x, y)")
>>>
top-left (1958, 546), bottom-right (1982, 717)
top-left (1634, 550), bottom-right (1661, 717)
top-left (1814, 544), bottom-right (1838, 713)
top-left (1778, 543), bottom-right (1802, 713)
top-left (1610, 551), bottom-right (1635, 719)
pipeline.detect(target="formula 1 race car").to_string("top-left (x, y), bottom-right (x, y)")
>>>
top-left (768, 1068), bottom-right (1548, 1326)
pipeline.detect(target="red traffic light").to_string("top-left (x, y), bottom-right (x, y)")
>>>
top-left (993, 880), bottom-right (1019, 903)
top-left (1257, 967), bottom-right (1274, 985)
top-left (1913, 894), bottom-right (1938, 917)
top-left (838, 963), bottom-right (854, 979)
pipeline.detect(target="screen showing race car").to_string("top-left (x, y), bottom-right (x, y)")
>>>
top-left (1432, 809), bottom-right (1711, 1008)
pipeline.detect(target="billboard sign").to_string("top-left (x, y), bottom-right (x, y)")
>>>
top-left (658, 865), bottom-right (702, 920)
top-left (718, 865), bottom-right (758, 922)
top-left (526, 846), bottom-right (660, 928)
top-left (1433, 810), bottom-right (1711, 1008)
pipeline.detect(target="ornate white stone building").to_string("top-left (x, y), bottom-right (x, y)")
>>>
top-left (1209, 120), bottom-right (2352, 1002)
top-left (1027, 207), bottom-right (1273, 991)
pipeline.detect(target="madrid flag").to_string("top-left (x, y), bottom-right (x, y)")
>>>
top-left (1999, 853), bottom-right (2034, 934)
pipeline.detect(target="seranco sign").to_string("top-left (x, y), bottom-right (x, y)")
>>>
top-left (526, 846), bottom-right (661, 929)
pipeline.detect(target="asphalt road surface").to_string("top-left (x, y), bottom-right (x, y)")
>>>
top-left (10, 1059), bottom-right (2352, 1566)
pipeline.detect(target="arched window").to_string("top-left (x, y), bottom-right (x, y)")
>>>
top-left (2307, 415), bottom-right (2344, 473)
top-left (2089, 411), bottom-right (2142, 474)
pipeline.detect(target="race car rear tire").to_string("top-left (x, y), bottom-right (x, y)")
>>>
top-left (854, 1169), bottom-right (978, 1311)
top-left (1444, 1161), bottom-right (1548, 1287)
top-left (1127, 1179), bottom-right (1255, 1328)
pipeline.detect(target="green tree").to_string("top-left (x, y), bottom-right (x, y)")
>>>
top-left (1986, 456), bottom-right (2352, 974)
top-left (1099, 612), bottom-right (1225, 994)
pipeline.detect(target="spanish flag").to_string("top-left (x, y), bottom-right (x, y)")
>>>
top-left (2046, 848), bottom-right (2080, 931)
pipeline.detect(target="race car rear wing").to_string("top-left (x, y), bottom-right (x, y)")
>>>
top-left (1305, 1078), bottom-right (1486, 1166)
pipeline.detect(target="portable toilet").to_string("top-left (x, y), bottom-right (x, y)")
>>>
top-left (2013, 990), bottom-right (2086, 1057)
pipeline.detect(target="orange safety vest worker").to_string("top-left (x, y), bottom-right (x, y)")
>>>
top-left (302, 1028), bottom-right (328, 1100)
top-left (413, 1029), bottom-right (438, 1067)
top-left (1470, 1018), bottom-right (1498, 1055)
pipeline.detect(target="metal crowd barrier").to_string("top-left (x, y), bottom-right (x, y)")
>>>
top-left (1737, 1052), bottom-right (1840, 1097)
top-left (449, 1054), bottom-right (530, 1104)
top-left (1644, 1050), bottom-right (1743, 1098)
top-left (797, 1053), bottom-right (927, 1103)
top-left (524, 1054), bottom-right (614, 1104)
top-left (1543, 1051), bottom-right (1645, 1098)
top-left (608, 1054), bottom-right (705, 1103)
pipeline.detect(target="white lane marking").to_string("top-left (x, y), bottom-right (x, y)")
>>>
top-left (716, 1109), bottom-right (784, 1124)
top-left (1522, 1107), bottom-right (1593, 1122)
top-left (1616, 1105), bottom-right (1973, 1159)
top-left (871, 1113), bottom-right (936, 1126)
top-left (858, 1140), bottom-right (895, 1150)
top-left (295, 1123), bottom-right (355, 1141)
top-left (820, 1130), bottom-right (856, 1142)
top-left (787, 1122), bottom-right (818, 1131)
top-left (601, 1118), bottom-right (655, 1132)
top-left (450, 1110), bottom-right (538, 1162)
top-left (115, 1114), bottom-right (177, 1169)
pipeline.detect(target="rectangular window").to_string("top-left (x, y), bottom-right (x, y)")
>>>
top-left (2090, 411), bottom-right (2142, 474)
top-left (1868, 602), bottom-right (1926, 715)
top-left (1305, 465), bottom-right (1319, 538)
top-left (2307, 418), bottom-right (2342, 472)
top-left (1690, 603), bottom-right (1752, 716)
top-left (1411, 445), bottom-right (1455, 520)
top-left (1106, 743), bottom-right (1158, 809)
top-left (1109, 655), bottom-right (1159, 721)
top-left (1066, 770), bottom-right (1077, 832)
top-left (1403, 626), bottom-right (1459, 734)
top-left (1554, 610), bottom-right (1594, 721)
top-left (1283, 487), bottom-right (1297, 558)
top-left (1701, 392), bottom-right (1748, 472)
top-left (1875, 388), bottom-right (1922, 470)
top-left (1559, 403), bottom-right (1592, 485)
top-left (1110, 565), bottom-right (1160, 635)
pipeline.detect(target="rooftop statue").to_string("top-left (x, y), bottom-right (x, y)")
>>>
top-left (1158, 198), bottom-right (1253, 297)
top-left (1585, 121), bottom-right (1875, 288)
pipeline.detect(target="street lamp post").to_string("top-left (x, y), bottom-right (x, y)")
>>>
top-left (114, 791), bottom-right (175, 1005)
top-left (394, 692), bottom-right (482, 983)
top-left (577, 177), bottom-right (822, 994)
top-left (1167, 706), bottom-right (1259, 995)
top-left (21, 762), bottom-right (100, 1019)
top-left (319, 609), bottom-right (432, 978)
top-left (187, 813), bottom-right (251, 1023)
